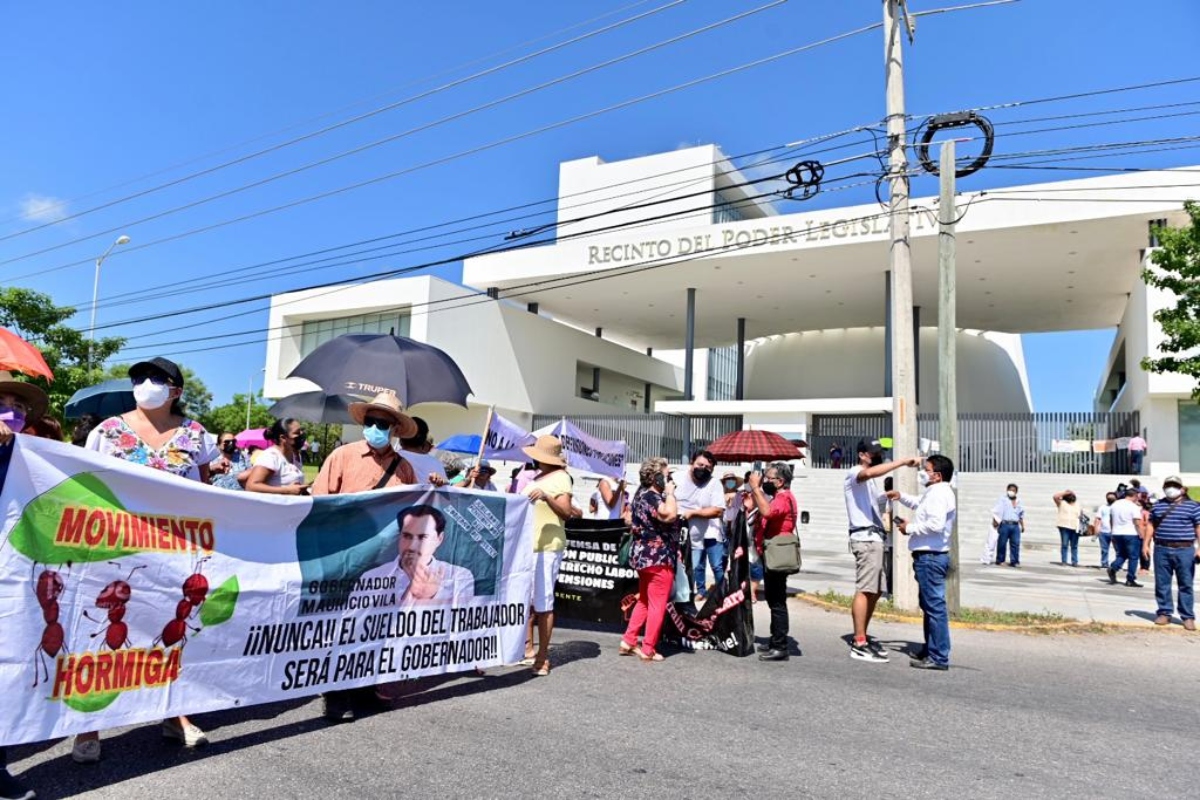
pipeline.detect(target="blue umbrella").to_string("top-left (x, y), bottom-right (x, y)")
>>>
top-left (65, 379), bottom-right (135, 419)
top-left (437, 434), bottom-right (482, 454)
top-left (286, 334), bottom-right (472, 408)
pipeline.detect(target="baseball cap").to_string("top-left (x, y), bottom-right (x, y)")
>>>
top-left (856, 439), bottom-right (885, 456)
top-left (1163, 475), bottom-right (1184, 488)
top-left (129, 357), bottom-right (184, 387)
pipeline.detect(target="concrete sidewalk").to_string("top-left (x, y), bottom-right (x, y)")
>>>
top-left (790, 531), bottom-right (1182, 626)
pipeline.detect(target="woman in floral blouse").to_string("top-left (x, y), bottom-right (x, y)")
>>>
top-left (77, 357), bottom-right (215, 763)
top-left (619, 457), bottom-right (679, 662)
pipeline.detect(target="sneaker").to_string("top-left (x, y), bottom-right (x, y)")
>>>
top-left (162, 718), bottom-right (208, 747)
top-left (1154, 615), bottom-right (1171, 626)
top-left (909, 657), bottom-right (948, 671)
top-left (866, 639), bottom-right (889, 658)
top-left (0, 770), bottom-right (35, 800)
top-left (850, 642), bottom-right (889, 663)
top-left (70, 737), bottom-right (101, 764)
top-left (1107, 568), bottom-right (1117, 584)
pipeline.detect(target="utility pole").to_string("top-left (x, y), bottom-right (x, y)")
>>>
top-left (885, 0), bottom-right (920, 611)
top-left (938, 140), bottom-right (960, 614)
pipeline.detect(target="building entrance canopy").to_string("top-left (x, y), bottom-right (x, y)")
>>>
top-left (462, 167), bottom-right (1196, 349)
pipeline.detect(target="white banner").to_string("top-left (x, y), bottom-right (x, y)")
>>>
top-left (0, 437), bottom-right (533, 746)
top-left (484, 412), bottom-right (536, 462)
top-left (549, 419), bottom-right (626, 479)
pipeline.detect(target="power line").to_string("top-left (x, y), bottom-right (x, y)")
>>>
top-left (0, 0), bottom-right (691, 244)
top-left (81, 134), bottom-right (878, 314)
top-left (2, 10), bottom-right (876, 278)
top-left (0, 0), bottom-right (667, 231)
top-left (92, 163), bottom-right (885, 343)
top-left (108, 205), bottom-right (902, 360)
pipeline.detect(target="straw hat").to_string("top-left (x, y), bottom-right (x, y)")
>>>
top-left (522, 434), bottom-right (566, 467)
top-left (347, 391), bottom-right (418, 439)
top-left (0, 371), bottom-right (49, 422)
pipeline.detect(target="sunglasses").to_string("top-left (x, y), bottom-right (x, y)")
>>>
top-left (131, 374), bottom-right (171, 386)
top-left (363, 416), bottom-right (393, 430)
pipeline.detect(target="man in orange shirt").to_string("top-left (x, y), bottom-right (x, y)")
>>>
top-left (311, 392), bottom-right (421, 496)
top-left (310, 391), bottom-right (436, 722)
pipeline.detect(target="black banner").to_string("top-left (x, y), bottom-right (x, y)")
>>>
top-left (557, 516), bottom-right (754, 656)
top-left (554, 519), bottom-right (638, 624)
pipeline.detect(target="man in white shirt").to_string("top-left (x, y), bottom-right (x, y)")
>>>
top-left (674, 450), bottom-right (727, 601)
top-left (397, 416), bottom-right (449, 484)
top-left (844, 439), bottom-right (920, 663)
top-left (1093, 491), bottom-right (1118, 569)
top-left (395, 504), bottom-right (476, 603)
top-left (886, 455), bottom-right (957, 671)
top-left (1106, 490), bottom-right (1146, 587)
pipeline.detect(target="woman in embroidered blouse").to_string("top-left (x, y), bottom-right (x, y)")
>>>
top-left (245, 418), bottom-right (309, 495)
top-left (619, 457), bottom-right (678, 662)
top-left (76, 357), bottom-right (214, 763)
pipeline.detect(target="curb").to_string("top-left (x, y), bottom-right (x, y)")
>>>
top-left (791, 593), bottom-right (1193, 634)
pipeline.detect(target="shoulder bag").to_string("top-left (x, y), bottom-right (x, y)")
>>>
top-left (763, 492), bottom-right (802, 574)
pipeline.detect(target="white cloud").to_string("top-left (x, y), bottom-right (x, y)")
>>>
top-left (19, 194), bottom-right (69, 223)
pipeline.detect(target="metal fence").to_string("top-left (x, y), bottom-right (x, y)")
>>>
top-left (532, 414), bottom-right (743, 464)
top-left (810, 411), bottom-right (1141, 475)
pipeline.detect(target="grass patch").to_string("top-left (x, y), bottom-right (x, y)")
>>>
top-left (303, 464), bottom-right (319, 482)
top-left (804, 589), bottom-right (1080, 628)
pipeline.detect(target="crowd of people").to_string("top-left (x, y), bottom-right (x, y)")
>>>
top-left (1, 359), bottom-right (1197, 800)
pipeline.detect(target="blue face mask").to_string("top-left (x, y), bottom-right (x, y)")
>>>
top-left (362, 424), bottom-right (391, 450)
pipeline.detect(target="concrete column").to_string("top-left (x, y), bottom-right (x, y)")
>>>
top-left (884, 271), bottom-right (892, 397)
top-left (736, 317), bottom-right (746, 401)
top-left (684, 287), bottom-right (696, 401)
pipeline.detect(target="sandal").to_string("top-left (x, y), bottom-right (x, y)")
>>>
top-left (517, 657), bottom-right (536, 666)
top-left (636, 649), bottom-right (664, 663)
top-left (531, 660), bottom-right (551, 676)
top-left (618, 641), bottom-right (638, 656)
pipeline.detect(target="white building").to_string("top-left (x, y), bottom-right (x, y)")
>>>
top-left (264, 145), bottom-right (1198, 478)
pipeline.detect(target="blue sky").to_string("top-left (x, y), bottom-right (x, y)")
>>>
top-left (2, 0), bottom-right (1198, 411)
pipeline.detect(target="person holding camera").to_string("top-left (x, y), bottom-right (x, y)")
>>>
top-left (886, 455), bottom-right (957, 671)
top-left (1053, 489), bottom-right (1084, 566)
top-left (748, 462), bottom-right (799, 662)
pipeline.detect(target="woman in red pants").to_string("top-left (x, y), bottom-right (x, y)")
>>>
top-left (619, 457), bottom-right (679, 662)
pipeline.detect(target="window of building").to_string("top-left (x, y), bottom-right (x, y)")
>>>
top-left (712, 191), bottom-right (750, 224)
top-left (299, 312), bottom-right (410, 358)
top-left (706, 345), bottom-right (740, 401)
top-left (1180, 401), bottom-right (1200, 473)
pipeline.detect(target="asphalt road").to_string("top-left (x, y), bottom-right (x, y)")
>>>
top-left (10, 600), bottom-right (1200, 799)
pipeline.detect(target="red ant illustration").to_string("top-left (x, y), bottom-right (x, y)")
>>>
top-left (156, 556), bottom-right (211, 648)
top-left (83, 562), bottom-right (146, 650)
top-left (32, 562), bottom-right (71, 687)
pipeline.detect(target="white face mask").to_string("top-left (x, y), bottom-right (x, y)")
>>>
top-left (133, 380), bottom-right (172, 410)
top-left (1007, 491), bottom-right (1017, 500)
top-left (918, 470), bottom-right (930, 487)
top-left (1164, 487), bottom-right (1183, 500)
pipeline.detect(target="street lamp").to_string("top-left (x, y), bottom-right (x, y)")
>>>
top-left (246, 367), bottom-right (266, 429)
top-left (89, 234), bottom-right (131, 374)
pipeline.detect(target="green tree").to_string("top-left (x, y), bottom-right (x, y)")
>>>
top-left (0, 287), bottom-right (125, 419)
top-left (206, 392), bottom-right (274, 436)
top-left (1142, 202), bottom-right (1200, 396)
top-left (100, 363), bottom-right (214, 422)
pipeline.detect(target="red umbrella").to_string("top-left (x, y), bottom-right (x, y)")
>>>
top-left (0, 327), bottom-right (53, 382)
top-left (706, 429), bottom-right (803, 463)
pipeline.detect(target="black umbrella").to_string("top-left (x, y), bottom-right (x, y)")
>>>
top-left (267, 391), bottom-right (362, 424)
top-left (286, 334), bottom-right (472, 408)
